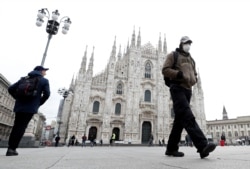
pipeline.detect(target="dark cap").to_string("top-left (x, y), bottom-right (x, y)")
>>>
top-left (180, 36), bottom-right (192, 44)
top-left (34, 66), bottom-right (49, 71)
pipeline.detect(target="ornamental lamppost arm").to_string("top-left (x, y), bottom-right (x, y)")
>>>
top-left (36, 9), bottom-right (72, 66)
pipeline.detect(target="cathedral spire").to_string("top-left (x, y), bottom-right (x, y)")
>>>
top-left (158, 33), bottom-right (162, 53)
top-left (87, 46), bottom-right (94, 74)
top-left (163, 34), bottom-right (167, 54)
top-left (117, 44), bottom-right (122, 60)
top-left (69, 74), bottom-right (75, 91)
top-left (79, 45), bottom-right (88, 73)
top-left (110, 36), bottom-right (116, 59)
top-left (131, 26), bottom-right (136, 48)
top-left (126, 39), bottom-right (130, 54)
top-left (222, 105), bottom-right (228, 120)
top-left (137, 27), bottom-right (141, 49)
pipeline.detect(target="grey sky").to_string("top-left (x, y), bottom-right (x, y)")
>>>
top-left (1, 0), bottom-right (249, 123)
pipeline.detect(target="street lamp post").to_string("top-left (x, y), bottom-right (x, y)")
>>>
top-left (36, 8), bottom-right (72, 66)
top-left (57, 88), bottom-right (70, 142)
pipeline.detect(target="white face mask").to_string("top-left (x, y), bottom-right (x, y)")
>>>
top-left (183, 44), bottom-right (191, 53)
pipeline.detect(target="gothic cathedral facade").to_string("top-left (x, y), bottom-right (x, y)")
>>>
top-left (59, 29), bottom-right (207, 144)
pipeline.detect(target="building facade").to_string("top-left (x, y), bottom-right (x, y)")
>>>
top-left (207, 106), bottom-right (250, 145)
top-left (59, 29), bottom-right (207, 144)
top-left (0, 73), bottom-right (15, 141)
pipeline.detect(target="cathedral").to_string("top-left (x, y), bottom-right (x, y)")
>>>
top-left (58, 29), bottom-right (207, 144)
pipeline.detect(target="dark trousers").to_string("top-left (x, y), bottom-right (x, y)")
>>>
top-left (167, 85), bottom-right (207, 152)
top-left (8, 112), bottom-right (34, 150)
top-left (55, 141), bottom-right (59, 147)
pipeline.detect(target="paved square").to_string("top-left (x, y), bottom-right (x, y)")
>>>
top-left (0, 146), bottom-right (250, 169)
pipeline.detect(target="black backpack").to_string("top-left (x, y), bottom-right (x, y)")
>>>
top-left (163, 51), bottom-right (179, 87)
top-left (15, 76), bottom-right (41, 99)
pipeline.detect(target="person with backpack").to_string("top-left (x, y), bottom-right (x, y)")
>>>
top-left (162, 36), bottom-right (216, 158)
top-left (6, 66), bottom-right (50, 156)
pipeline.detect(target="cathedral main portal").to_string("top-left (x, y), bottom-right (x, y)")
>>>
top-left (112, 127), bottom-right (120, 140)
top-left (141, 121), bottom-right (152, 144)
top-left (88, 127), bottom-right (97, 141)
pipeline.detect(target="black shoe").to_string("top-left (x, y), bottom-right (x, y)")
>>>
top-left (200, 143), bottom-right (216, 159)
top-left (165, 150), bottom-right (184, 157)
top-left (6, 148), bottom-right (18, 156)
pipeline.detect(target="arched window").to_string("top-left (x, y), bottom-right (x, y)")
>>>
top-left (116, 83), bottom-right (123, 94)
top-left (93, 101), bottom-right (100, 113)
top-left (144, 90), bottom-right (151, 102)
top-left (145, 62), bottom-right (151, 78)
top-left (115, 103), bottom-right (121, 115)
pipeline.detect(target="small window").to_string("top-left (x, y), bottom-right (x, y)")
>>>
top-left (144, 90), bottom-right (151, 102)
top-left (235, 131), bottom-right (238, 137)
top-left (93, 101), bottom-right (100, 113)
top-left (116, 83), bottom-right (123, 95)
top-left (145, 62), bottom-right (151, 78)
top-left (115, 103), bottom-right (121, 115)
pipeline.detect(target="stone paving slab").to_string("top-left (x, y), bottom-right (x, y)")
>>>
top-left (0, 146), bottom-right (250, 169)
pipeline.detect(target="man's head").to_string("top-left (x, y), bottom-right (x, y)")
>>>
top-left (34, 66), bottom-right (49, 76)
top-left (180, 36), bottom-right (192, 44)
top-left (180, 36), bottom-right (192, 53)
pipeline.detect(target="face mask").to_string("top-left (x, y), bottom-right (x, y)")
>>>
top-left (183, 44), bottom-right (191, 53)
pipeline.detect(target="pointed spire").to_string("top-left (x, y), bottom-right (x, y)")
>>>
top-left (126, 39), bottom-right (130, 54)
top-left (222, 106), bottom-right (228, 120)
top-left (69, 74), bottom-right (75, 91)
top-left (117, 44), bottom-right (122, 60)
top-left (80, 45), bottom-right (88, 72)
top-left (87, 46), bottom-right (94, 74)
top-left (137, 27), bottom-right (141, 49)
top-left (131, 26), bottom-right (136, 48)
top-left (110, 36), bottom-right (116, 58)
top-left (158, 33), bottom-right (162, 53)
top-left (163, 34), bottom-right (167, 54)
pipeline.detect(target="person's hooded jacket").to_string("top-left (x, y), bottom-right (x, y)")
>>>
top-left (8, 70), bottom-right (50, 113)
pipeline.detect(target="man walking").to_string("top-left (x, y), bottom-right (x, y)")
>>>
top-left (82, 134), bottom-right (87, 147)
top-left (7, 66), bottom-right (50, 156)
top-left (55, 135), bottom-right (60, 147)
top-left (162, 36), bottom-right (216, 158)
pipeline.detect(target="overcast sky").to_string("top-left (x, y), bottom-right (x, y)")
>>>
top-left (1, 0), bottom-right (250, 123)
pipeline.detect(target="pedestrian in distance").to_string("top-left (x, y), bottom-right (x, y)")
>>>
top-left (148, 133), bottom-right (154, 146)
top-left (162, 138), bottom-right (165, 146)
top-left (89, 134), bottom-right (95, 147)
top-left (69, 135), bottom-right (75, 146)
top-left (159, 139), bottom-right (162, 146)
top-left (55, 135), bottom-right (60, 147)
top-left (220, 134), bottom-right (226, 146)
top-left (185, 134), bottom-right (193, 147)
top-left (82, 134), bottom-right (87, 147)
top-left (100, 139), bottom-right (103, 146)
top-left (6, 66), bottom-right (50, 156)
top-left (111, 133), bottom-right (116, 146)
top-left (162, 36), bottom-right (216, 158)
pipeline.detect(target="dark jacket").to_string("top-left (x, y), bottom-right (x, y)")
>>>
top-left (162, 48), bottom-right (197, 89)
top-left (8, 70), bottom-right (50, 113)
